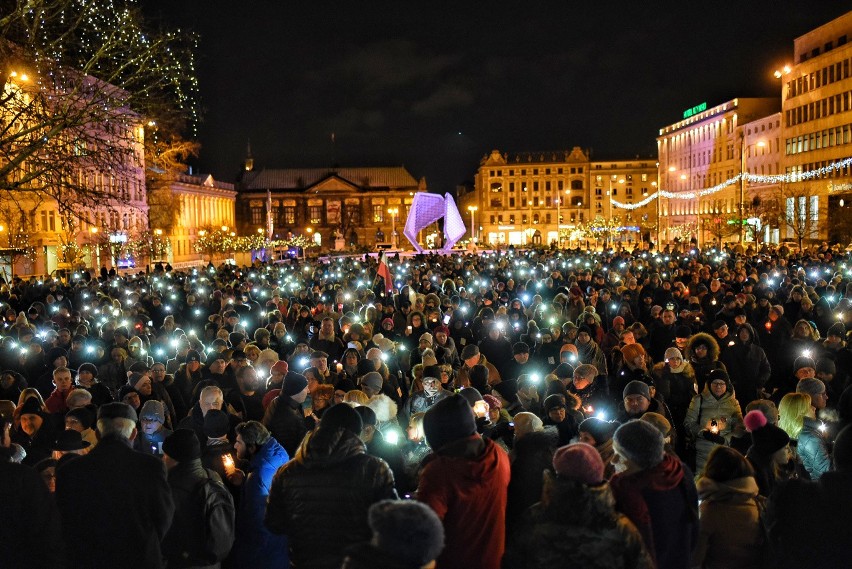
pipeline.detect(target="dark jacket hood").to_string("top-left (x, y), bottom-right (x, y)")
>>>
top-left (299, 427), bottom-right (366, 468)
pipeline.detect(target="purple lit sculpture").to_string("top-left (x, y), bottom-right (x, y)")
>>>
top-left (403, 193), bottom-right (467, 252)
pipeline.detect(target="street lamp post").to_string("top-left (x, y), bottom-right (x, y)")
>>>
top-left (740, 135), bottom-right (766, 244)
top-left (387, 207), bottom-right (399, 248)
top-left (607, 178), bottom-right (625, 249)
top-left (467, 205), bottom-right (478, 244)
top-left (556, 187), bottom-right (561, 247)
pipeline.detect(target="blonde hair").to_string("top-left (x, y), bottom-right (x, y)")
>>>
top-left (343, 390), bottom-right (370, 407)
top-left (408, 412), bottom-right (426, 442)
top-left (778, 392), bottom-right (812, 440)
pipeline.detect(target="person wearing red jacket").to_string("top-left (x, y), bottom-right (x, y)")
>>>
top-left (44, 367), bottom-right (74, 415)
top-left (417, 394), bottom-right (511, 569)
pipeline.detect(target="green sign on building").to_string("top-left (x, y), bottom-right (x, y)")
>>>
top-left (683, 102), bottom-right (707, 119)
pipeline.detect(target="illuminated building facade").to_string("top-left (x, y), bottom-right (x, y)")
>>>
top-left (465, 148), bottom-right (658, 248)
top-left (150, 173), bottom-right (236, 266)
top-left (657, 98), bottom-right (780, 245)
top-left (780, 10), bottom-right (852, 244)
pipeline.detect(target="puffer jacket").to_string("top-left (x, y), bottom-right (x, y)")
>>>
top-left (264, 427), bottom-right (396, 569)
top-left (232, 437), bottom-right (289, 569)
top-left (684, 383), bottom-right (743, 475)
top-left (797, 416), bottom-right (831, 480)
top-left (504, 474), bottom-right (654, 569)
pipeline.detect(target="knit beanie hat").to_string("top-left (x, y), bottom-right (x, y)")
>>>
top-left (423, 394), bottom-right (477, 451)
top-left (361, 372), bottom-right (384, 393)
top-left (458, 387), bottom-right (484, 409)
top-left (578, 417), bottom-right (618, 445)
top-left (203, 409), bottom-right (230, 438)
top-left (552, 442), bottom-right (605, 485)
top-left (674, 325), bottom-right (692, 339)
top-left (283, 372), bottom-right (308, 397)
top-left (612, 316), bottom-right (625, 327)
top-left (640, 412), bottom-right (673, 439)
top-left (793, 356), bottom-right (816, 373)
top-left (827, 322), bottom-right (846, 338)
top-left (419, 332), bottom-right (434, 345)
top-left (77, 362), bottom-right (98, 376)
top-left (482, 394), bottom-right (501, 411)
top-left (139, 400), bottom-right (165, 424)
top-left (796, 377), bottom-right (826, 397)
top-left (744, 410), bottom-right (790, 456)
top-left (620, 343), bottom-right (645, 363)
top-left (664, 347), bottom-right (683, 361)
top-left (320, 402), bottom-right (363, 435)
top-left (553, 362), bottom-right (574, 379)
top-left (66, 407), bottom-right (94, 430)
top-left (613, 419), bottom-right (665, 470)
top-left (623, 380), bottom-right (651, 401)
top-left (368, 500), bottom-right (445, 567)
top-left (513, 412), bottom-right (544, 438)
top-left (162, 429), bottom-right (201, 462)
top-left (543, 393), bottom-right (567, 412)
top-left (422, 365), bottom-right (443, 381)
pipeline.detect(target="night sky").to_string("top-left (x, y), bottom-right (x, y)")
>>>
top-left (147, 2), bottom-right (848, 193)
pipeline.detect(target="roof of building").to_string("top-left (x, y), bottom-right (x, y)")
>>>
top-left (240, 167), bottom-right (418, 192)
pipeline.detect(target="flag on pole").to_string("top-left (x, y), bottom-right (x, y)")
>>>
top-left (266, 188), bottom-right (273, 239)
top-left (377, 251), bottom-right (393, 294)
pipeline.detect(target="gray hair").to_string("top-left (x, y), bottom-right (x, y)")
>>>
top-left (97, 417), bottom-right (136, 439)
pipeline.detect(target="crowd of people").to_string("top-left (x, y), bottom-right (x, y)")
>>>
top-left (1, 240), bottom-right (852, 569)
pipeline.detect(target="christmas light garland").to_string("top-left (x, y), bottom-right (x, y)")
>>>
top-left (611, 156), bottom-right (852, 209)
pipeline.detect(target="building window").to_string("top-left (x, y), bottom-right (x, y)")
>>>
top-left (373, 206), bottom-right (384, 223)
top-left (509, 197), bottom-right (516, 207)
top-left (283, 207), bottom-right (295, 225)
top-left (345, 204), bottom-right (361, 225)
top-left (309, 206), bottom-right (323, 224)
top-left (571, 180), bottom-right (583, 190)
top-left (250, 207), bottom-right (263, 224)
top-left (509, 214), bottom-right (515, 224)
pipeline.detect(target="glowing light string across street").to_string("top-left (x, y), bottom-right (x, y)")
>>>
top-left (610, 156), bottom-right (852, 209)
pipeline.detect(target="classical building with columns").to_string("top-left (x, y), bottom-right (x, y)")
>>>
top-left (148, 173), bottom-right (236, 266)
top-left (236, 163), bottom-right (425, 249)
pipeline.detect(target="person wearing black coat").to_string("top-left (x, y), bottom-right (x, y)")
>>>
top-left (0, 459), bottom-right (65, 568)
top-left (767, 424), bottom-right (852, 569)
top-left (265, 404), bottom-right (397, 569)
top-left (505, 427), bottom-right (559, 536)
top-left (161, 430), bottom-right (235, 569)
top-left (55, 403), bottom-right (175, 569)
top-left (722, 324), bottom-right (771, 410)
top-left (261, 373), bottom-right (312, 458)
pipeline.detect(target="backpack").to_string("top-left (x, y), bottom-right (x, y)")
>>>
top-left (191, 472), bottom-right (236, 565)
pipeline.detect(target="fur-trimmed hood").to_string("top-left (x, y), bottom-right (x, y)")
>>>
top-left (686, 332), bottom-right (720, 362)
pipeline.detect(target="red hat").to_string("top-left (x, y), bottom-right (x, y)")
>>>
top-left (434, 325), bottom-right (450, 336)
top-left (271, 360), bottom-right (289, 374)
top-left (552, 443), bottom-right (604, 485)
top-left (613, 316), bottom-right (625, 326)
top-left (381, 318), bottom-right (395, 328)
top-left (482, 394), bottom-right (502, 411)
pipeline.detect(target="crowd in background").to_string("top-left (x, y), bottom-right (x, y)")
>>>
top-left (1, 240), bottom-right (852, 569)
